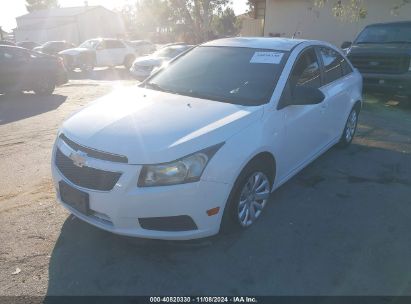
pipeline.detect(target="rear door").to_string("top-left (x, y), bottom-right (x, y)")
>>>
top-left (0, 47), bottom-right (30, 91)
top-left (96, 39), bottom-right (127, 66)
top-left (317, 46), bottom-right (356, 141)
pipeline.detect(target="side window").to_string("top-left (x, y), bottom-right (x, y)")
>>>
top-left (340, 57), bottom-right (353, 76)
top-left (0, 48), bottom-right (28, 61)
top-left (289, 48), bottom-right (322, 89)
top-left (319, 47), bottom-right (346, 84)
top-left (105, 40), bottom-right (125, 49)
top-left (96, 41), bottom-right (106, 50)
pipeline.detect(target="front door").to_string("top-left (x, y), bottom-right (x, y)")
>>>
top-left (277, 47), bottom-right (329, 179)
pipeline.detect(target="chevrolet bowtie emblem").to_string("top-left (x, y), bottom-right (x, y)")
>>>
top-left (69, 151), bottom-right (88, 168)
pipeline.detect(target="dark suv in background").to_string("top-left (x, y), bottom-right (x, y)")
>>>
top-left (343, 21), bottom-right (411, 98)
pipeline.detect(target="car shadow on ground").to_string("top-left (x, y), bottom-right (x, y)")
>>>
top-left (68, 67), bottom-right (136, 81)
top-left (0, 93), bottom-right (67, 125)
top-left (46, 141), bottom-right (411, 296)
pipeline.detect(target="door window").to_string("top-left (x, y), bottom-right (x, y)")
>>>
top-left (104, 40), bottom-right (125, 49)
top-left (0, 48), bottom-right (28, 61)
top-left (289, 48), bottom-right (322, 89)
top-left (319, 47), bottom-right (351, 84)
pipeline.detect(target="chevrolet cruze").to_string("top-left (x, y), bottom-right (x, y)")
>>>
top-left (51, 38), bottom-right (362, 240)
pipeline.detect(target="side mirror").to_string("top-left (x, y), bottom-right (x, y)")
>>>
top-left (341, 41), bottom-right (352, 49)
top-left (291, 86), bottom-right (325, 106)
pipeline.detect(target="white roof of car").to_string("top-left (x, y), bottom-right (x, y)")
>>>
top-left (203, 37), bottom-right (309, 51)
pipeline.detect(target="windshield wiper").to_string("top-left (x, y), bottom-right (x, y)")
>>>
top-left (356, 41), bottom-right (376, 44)
top-left (382, 41), bottom-right (411, 44)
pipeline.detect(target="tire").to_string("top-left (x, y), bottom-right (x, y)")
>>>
top-left (338, 106), bottom-right (360, 148)
top-left (33, 78), bottom-right (55, 96)
top-left (124, 55), bottom-right (135, 69)
top-left (221, 159), bottom-right (273, 233)
top-left (80, 61), bottom-right (94, 73)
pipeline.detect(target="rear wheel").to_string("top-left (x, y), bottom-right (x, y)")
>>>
top-left (221, 160), bottom-right (272, 233)
top-left (338, 107), bottom-right (359, 148)
top-left (33, 78), bottom-right (55, 95)
top-left (80, 60), bottom-right (94, 73)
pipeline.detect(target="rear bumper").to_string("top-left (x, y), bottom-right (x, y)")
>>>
top-left (361, 72), bottom-right (411, 93)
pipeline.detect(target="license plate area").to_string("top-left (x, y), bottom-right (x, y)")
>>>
top-left (59, 181), bottom-right (90, 215)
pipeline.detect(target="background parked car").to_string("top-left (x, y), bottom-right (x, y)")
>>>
top-left (59, 38), bottom-right (137, 72)
top-left (130, 44), bottom-right (193, 80)
top-left (0, 45), bottom-right (68, 95)
top-left (33, 41), bottom-right (75, 56)
top-left (17, 41), bottom-right (40, 50)
top-left (345, 21), bottom-right (411, 98)
top-left (126, 40), bottom-right (156, 56)
top-left (0, 40), bottom-right (16, 46)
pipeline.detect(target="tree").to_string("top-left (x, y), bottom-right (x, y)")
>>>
top-left (314, 0), bottom-right (411, 22)
top-left (168, 0), bottom-right (230, 43)
top-left (246, 0), bottom-right (255, 17)
top-left (26, 0), bottom-right (59, 12)
top-left (211, 7), bottom-right (240, 37)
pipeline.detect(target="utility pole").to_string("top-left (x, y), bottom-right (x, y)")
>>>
top-left (0, 26), bottom-right (3, 40)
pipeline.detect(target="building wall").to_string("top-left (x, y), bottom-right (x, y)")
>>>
top-left (240, 17), bottom-right (264, 37)
top-left (263, 0), bottom-right (411, 47)
top-left (14, 7), bottom-right (125, 44)
top-left (77, 7), bottom-right (126, 43)
top-left (15, 23), bottom-right (78, 43)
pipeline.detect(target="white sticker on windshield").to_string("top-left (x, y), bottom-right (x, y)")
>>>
top-left (250, 52), bottom-right (284, 64)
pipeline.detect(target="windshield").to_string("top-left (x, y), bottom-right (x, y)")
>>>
top-left (355, 23), bottom-right (411, 44)
top-left (145, 46), bottom-right (288, 106)
top-left (79, 40), bottom-right (99, 49)
top-left (154, 46), bottom-right (189, 58)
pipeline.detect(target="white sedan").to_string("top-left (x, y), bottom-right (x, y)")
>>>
top-left (51, 38), bottom-right (362, 240)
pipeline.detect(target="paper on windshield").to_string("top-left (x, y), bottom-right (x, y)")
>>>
top-left (250, 52), bottom-right (284, 64)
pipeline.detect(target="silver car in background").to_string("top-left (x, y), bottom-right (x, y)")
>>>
top-left (130, 44), bottom-right (193, 80)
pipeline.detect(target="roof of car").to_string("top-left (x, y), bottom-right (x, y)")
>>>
top-left (202, 37), bottom-right (308, 51)
top-left (365, 21), bottom-right (411, 27)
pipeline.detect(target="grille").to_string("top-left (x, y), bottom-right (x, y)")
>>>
top-left (348, 54), bottom-right (410, 74)
top-left (60, 134), bottom-right (128, 163)
top-left (55, 148), bottom-right (122, 191)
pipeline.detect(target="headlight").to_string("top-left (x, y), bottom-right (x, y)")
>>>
top-left (138, 143), bottom-right (224, 187)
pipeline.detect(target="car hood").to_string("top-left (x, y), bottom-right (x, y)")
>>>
top-left (349, 43), bottom-right (411, 55)
top-left (61, 86), bottom-right (263, 164)
top-left (59, 48), bottom-right (93, 56)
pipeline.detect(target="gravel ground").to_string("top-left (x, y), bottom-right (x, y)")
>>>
top-left (0, 79), bottom-right (411, 296)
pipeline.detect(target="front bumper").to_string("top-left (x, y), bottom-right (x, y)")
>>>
top-left (51, 139), bottom-right (232, 240)
top-left (362, 72), bottom-right (411, 93)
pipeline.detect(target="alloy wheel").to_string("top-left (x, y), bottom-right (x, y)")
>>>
top-left (345, 110), bottom-right (358, 142)
top-left (237, 172), bottom-right (270, 227)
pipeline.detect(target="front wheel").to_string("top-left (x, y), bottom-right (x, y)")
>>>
top-left (338, 107), bottom-right (359, 148)
top-left (221, 160), bottom-right (272, 233)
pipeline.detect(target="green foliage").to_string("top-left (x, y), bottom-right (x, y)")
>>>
top-left (211, 7), bottom-right (240, 37)
top-left (314, 0), bottom-right (411, 22)
top-left (119, 0), bottom-right (239, 42)
top-left (26, 0), bottom-right (59, 12)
